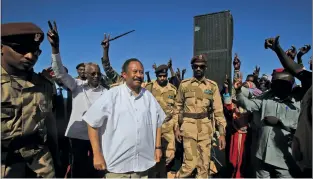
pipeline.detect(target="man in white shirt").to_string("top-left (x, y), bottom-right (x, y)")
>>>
top-left (47, 21), bottom-right (107, 178)
top-left (83, 58), bottom-right (166, 178)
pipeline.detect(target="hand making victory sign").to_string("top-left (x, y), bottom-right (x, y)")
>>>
top-left (101, 33), bottom-right (110, 50)
top-left (47, 20), bottom-right (60, 54)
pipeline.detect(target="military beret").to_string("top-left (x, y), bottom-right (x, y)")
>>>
top-left (155, 64), bottom-right (168, 74)
top-left (1, 22), bottom-right (44, 45)
top-left (191, 54), bottom-right (207, 64)
top-left (76, 63), bottom-right (85, 69)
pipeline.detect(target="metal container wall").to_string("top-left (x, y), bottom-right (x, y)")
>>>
top-left (194, 10), bottom-right (234, 90)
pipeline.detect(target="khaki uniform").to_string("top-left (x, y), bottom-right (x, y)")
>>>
top-left (173, 77), bottom-right (226, 178)
top-left (146, 81), bottom-right (177, 177)
top-left (1, 67), bottom-right (56, 178)
top-left (109, 80), bottom-right (125, 88)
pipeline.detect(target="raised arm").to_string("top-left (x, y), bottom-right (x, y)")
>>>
top-left (47, 21), bottom-right (77, 91)
top-left (101, 34), bottom-right (121, 84)
top-left (234, 81), bottom-right (262, 112)
top-left (297, 45), bottom-right (311, 66)
top-left (265, 36), bottom-right (304, 76)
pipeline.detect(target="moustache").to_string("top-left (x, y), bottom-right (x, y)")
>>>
top-left (133, 78), bottom-right (143, 82)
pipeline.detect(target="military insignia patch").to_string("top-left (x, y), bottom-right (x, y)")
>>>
top-left (204, 89), bottom-right (212, 94)
top-left (34, 33), bottom-right (42, 42)
top-left (168, 95), bottom-right (174, 99)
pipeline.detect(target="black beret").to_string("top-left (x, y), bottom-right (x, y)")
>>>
top-left (1, 22), bottom-right (44, 46)
top-left (76, 63), bottom-right (85, 69)
top-left (191, 54), bottom-right (207, 64)
top-left (155, 64), bottom-right (168, 74)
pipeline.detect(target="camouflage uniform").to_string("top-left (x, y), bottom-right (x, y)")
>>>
top-left (1, 22), bottom-right (57, 178)
top-left (1, 68), bottom-right (56, 178)
top-left (146, 80), bottom-right (177, 177)
top-left (173, 77), bottom-right (227, 178)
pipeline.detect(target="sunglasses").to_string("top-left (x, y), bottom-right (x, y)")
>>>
top-left (87, 72), bottom-right (101, 77)
top-left (4, 43), bottom-right (42, 56)
top-left (192, 64), bottom-right (206, 69)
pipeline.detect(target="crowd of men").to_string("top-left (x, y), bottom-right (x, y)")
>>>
top-left (1, 20), bottom-right (312, 179)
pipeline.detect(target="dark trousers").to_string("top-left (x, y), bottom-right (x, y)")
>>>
top-left (69, 138), bottom-right (99, 178)
top-left (57, 137), bottom-right (71, 178)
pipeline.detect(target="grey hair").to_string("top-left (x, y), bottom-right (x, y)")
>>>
top-left (85, 62), bottom-right (101, 73)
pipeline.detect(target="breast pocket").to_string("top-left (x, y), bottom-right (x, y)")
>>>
top-left (284, 103), bottom-right (300, 129)
top-left (203, 93), bottom-right (213, 106)
top-left (36, 94), bottom-right (52, 122)
top-left (185, 91), bottom-right (195, 105)
top-left (167, 98), bottom-right (175, 107)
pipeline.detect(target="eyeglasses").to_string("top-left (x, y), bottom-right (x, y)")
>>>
top-left (192, 64), bottom-right (206, 69)
top-left (157, 75), bottom-right (167, 78)
top-left (87, 72), bottom-right (101, 77)
top-left (3, 43), bottom-right (42, 56)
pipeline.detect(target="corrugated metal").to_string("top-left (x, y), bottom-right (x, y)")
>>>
top-left (193, 10), bottom-right (234, 90)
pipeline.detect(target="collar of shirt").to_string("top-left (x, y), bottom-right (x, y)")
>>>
top-left (154, 81), bottom-right (169, 90)
top-left (191, 77), bottom-right (207, 85)
top-left (83, 83), bottom-right (104, 92)
top-left (124, 83), bottom-right (145, 99)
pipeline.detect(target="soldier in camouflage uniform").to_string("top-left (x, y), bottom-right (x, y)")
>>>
top-left (100, 34), bottom-right (124, 87)
top-left (145, 64), bottom-right (177, 178)
top-left (1, 22), bottom-right (57, 178)
top-left (174, 55), bottom-right (227, 178)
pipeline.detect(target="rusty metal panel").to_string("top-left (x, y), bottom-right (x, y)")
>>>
top-left (194, 10), bottom-right (234, 90)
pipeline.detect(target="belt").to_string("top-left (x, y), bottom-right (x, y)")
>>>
top-left (183, 113), bottom-right (208, 119)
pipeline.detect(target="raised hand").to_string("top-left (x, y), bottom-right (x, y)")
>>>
top-left (182, 68), bottom-right (186, 74)
top-left (168, 58), bottom-right (172, 68)
top-left (233, 53), bottom-right (241, 70)
top-left (224, 74), bottom-right (230, 88)
top-left (285, 45), bottom-right (297, 60)
top-left (47, 20), bottom-right (59, 49)
top-left (152, 63), bottom-right (157, 70)
top-left (101, 33), bottom-right (110, 49)
top-left (253, 66), bottom-right (260, 76)
top-left (298, 45), bottom-right (311, 55)
top-left (264, 35), bottom-right (280, 51)
top-left (233, 80), bottom-right (243, 90)
top-left (176, 68), bottom-right (181, 78)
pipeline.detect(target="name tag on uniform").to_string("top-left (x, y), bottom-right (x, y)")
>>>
top-left (204, 89), bottom-right (212, 94)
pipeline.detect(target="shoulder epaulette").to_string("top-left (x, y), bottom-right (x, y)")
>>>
top-left (181, 78), bottom-right (191, 83)
top-left (206, 79), bottom-right (217, 86)
top-left (145, 82), bottom-right (154, 87)
top-left (169, 83), bottom-right (177, 91)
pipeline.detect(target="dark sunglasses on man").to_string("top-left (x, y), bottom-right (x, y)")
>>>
top-left (192, 64), bottom-right (206, 70)
top-left (2, 42), bottom-right (42, 56)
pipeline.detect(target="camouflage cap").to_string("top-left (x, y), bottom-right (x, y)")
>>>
top-left (191, 54), bottom-right (207, 64)
top-left (1, 22), bottom-right (44, 45)
top-left (155, 64), bottom-right (168, 74)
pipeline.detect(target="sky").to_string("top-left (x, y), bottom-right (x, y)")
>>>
top-left (2, 0), bottom-right (312, 82)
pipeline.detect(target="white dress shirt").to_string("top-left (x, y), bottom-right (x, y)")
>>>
top-left (51, 53), bottom-right (107, 140)
top-left (83, 84), bottom-right (166, 173)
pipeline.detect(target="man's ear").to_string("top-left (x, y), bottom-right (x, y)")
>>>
top-left (122, 71), bottom-right (127, 79)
